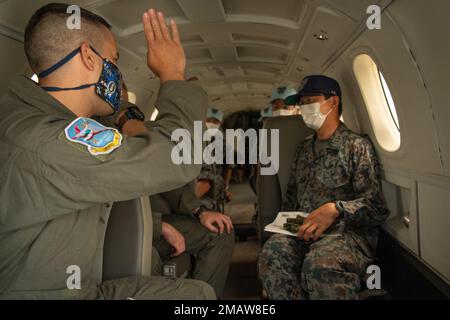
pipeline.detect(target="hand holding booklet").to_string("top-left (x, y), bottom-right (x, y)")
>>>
top-left (264, 212), bottom-right (342, 238)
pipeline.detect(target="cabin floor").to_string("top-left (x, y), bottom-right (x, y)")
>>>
top-left (223, 182), bottom-right (262, 300)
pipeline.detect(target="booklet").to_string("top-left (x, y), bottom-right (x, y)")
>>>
top-left (264, 212), bottom-right (308, 236)
top-left (264, 212), bottom-right (342, 238)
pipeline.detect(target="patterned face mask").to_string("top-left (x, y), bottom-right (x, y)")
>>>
top-left (38, 45), bottom-right (123, 114)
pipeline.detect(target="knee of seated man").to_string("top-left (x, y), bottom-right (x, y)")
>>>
top-left (301, 247), bottom-right (342, 284)
top-left (302, 250), bottom-right (339, 274)
top-left (220, 228), bottom-right (236, 247)
top-left (261, 235), bottom-right (301, 260)
top-left (302, 243), bottom-right (343, 278)
top-left (207, 227), bottom-right (235, 252)
top-left (186, 279), bottom-right (217, 300)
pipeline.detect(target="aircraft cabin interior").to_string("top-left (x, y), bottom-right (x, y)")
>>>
top-left (0, 0), bottom-right (449, 303)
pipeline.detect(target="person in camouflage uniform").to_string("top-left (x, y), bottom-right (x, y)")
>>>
top-left (258, 75), bottom-right (389, 300)
top-left (197, 107), bottom-right (230, 213)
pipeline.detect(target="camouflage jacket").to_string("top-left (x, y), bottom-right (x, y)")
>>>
top-left (198, 132), bottom-right (227, 212)
top-left (199, 162), bottom-right (225, 212)
top-left (283, 123), bottom-right (389, 256)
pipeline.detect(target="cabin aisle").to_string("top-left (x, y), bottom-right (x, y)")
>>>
top-left (223, 182), bottom-right (262, 300)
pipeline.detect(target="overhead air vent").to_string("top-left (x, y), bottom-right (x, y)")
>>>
top-left (232, 33), bottom-right (291, 48)
top-left (236, 47), bottom-right (288, 64)
top-left (222, 0), bottom-right (304, 22)
top-left (185, 48), bottom-right (213, 62)
top-left (181, 35), bottom-right (204, 46)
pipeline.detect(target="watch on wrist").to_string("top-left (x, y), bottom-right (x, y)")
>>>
top-left (118, 106), bottom-right (145, 129)
top-left (193, 205), bottom-right (209, 219)
top-left (335, 201), bottom-right (346, 219)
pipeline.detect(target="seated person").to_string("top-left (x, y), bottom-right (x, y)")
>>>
top-left (270, 86), bottom-right (299, 117)
top-left (248, 105), bottom-right (274, 195)
top-left (150, 181), bottom-right (235, 299)
top-left (258, 75), bottom-right (389, 300)
top-left (109, 90), bottom-right (235, 299)
top-left (0, 4), bottom-right (214, 300)
top-left (197, 108), bottom-right (232, 213)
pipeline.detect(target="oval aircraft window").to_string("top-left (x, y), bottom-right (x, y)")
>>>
top-left (379, 70), bottom-right (400, 131)
top-left (353, 54), bottom-right (401, 152)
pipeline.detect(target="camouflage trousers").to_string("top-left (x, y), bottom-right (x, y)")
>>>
top-left (258, 233), bottom-right (372, 300)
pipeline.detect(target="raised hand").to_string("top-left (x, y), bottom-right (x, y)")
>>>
top-left (142, 9), bottom-right (186, 82)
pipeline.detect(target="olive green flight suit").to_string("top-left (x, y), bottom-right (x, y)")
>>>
top-left (150, 181), bottom-right (235, 298)
top-left (0, 76), bottom-right (215, 300)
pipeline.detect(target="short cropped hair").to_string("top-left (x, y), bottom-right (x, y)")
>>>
top-left (24, 3), bottom-right (111, 74)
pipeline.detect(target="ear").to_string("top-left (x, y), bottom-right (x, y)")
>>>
top-left (79, 42), bottom-right (97, 71)
top-left (331, 96), bottom-right (340, 110)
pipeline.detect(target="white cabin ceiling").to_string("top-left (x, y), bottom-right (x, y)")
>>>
top-left (0, 0), bottom-right (382, 115)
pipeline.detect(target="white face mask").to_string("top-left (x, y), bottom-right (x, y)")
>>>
top-left (205, 122), bottom-right (221, 140)
top-left (300, 99), bottom-right (333, 130)
top-left (273, 109), bottom-right (296, 117)
top-left (205, 122), bottom-right (220, 130)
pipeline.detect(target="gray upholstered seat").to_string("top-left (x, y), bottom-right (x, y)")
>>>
top-left (257, 115), bottom-right (313, 242)
top-left (102, 197), bottom-right (153, 282)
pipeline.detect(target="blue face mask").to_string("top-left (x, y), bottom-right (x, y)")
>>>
top-left (38, 45), bottom-right (123, 114)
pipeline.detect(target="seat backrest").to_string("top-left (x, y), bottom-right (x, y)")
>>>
top-left (257, 115), bottom-right (313, 242)
top-left (102, 197), bottom-right (153, 282)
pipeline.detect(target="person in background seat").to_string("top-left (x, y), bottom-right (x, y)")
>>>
top-left (150, 181), bottom-right (235, 298)
top-left (270, 86), bottom-right (299, 117)
top-left (104, 89), bottom-right (235, 299)
top-left (196, 107), bottom-right (232, 213)
top-left (248, 105), bottom-right (274, 195)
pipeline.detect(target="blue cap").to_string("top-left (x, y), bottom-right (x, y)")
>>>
top-left (206, 107), bottom-right (224, 122)
top-left (270, 86), bottom-right (298, 103)
top-left (258, 105), bottom-right (273, 122)
top-left (284, 75), bottom-right (342, 105)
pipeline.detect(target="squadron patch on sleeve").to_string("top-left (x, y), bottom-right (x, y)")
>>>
top-left (64, 117), bottom-right (122, 156)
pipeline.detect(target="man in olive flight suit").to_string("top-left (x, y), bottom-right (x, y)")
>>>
top-left (0, 4), bottom-right (215, 299)
top-left (150, 181), bottom-right (235, 298)
top-left (258, 75), bottom-right (389, 300)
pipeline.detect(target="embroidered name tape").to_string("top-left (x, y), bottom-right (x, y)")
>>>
top-left (65, 117), bottom-right (122, 156)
